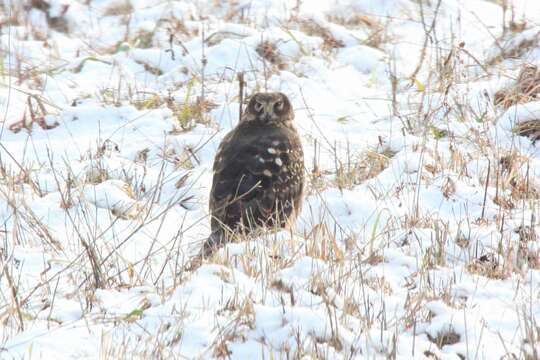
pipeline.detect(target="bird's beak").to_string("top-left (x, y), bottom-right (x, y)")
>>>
top-left (262, 103), bottom-right (273, 122)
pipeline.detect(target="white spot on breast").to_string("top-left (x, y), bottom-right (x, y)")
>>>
top-left (258, 156), bottom-right (265, 163)
top-left (263, 169), bottom-right (272, 177)
top-left (267, 148), bottom-right (277, 154)
top-left (275, 158), bottom-right (283, 166)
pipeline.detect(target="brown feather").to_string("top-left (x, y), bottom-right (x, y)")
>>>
top-left (203, 92), bottom-right (304, 256)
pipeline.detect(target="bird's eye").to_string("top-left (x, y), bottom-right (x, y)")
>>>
top-left (275, 101), bottom-right (283, 110)
top-left (254, 102), bottom-right (264, 112)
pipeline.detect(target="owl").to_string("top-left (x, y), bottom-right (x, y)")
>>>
top-left (203, 92), bottom-right (305, 257)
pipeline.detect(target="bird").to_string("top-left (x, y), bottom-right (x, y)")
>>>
top-left (202, 92), bottom-right (305, 257)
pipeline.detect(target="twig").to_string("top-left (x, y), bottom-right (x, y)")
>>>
top-left (409, 0), bottom-right (443, 83)
top-left (237, 72), bottom-right (245, 122)
top-left (4, 263), bottom-right (24, 331)
top-left (201, 23), bottom-right (207, 105)
top-left (481, 159), bottom-right (491, 220)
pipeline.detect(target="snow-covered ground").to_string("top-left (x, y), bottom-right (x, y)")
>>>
top-left (1, 0), bottom-right (540, 358)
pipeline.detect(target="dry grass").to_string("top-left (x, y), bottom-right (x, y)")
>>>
top-left (427, 328), bottom-right (461, 349)
top-left (298, 20), bottom-right (345, 51)
top-left (1, 1), bottom-right (540, 359)
top-left (326, 13), bottom-right (389, 49)
top-left (513, 119), bottom-right (540, 143)
top-left (467, 254), bottom-right (508, 279)
top-left (333, 147), bottom-right (396, 190)
top-left (103, 1), bottom-right (134, 17)
top-left (490, 30), bottom-right (540, 65)
top-left (255, 40), bottom-right (285, 69)
top-left (495, 64), bottom-right (540, 108)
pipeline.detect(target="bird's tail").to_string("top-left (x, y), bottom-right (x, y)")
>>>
top-left (184, 231), bottom-right (224, 271)
top-left (201, 230), bottom-right (224, 258)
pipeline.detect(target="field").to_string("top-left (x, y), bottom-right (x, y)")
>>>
top-left (1, 0), bottom-right (540, 358)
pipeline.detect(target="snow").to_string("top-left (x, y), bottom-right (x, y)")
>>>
top-left (1, 0), bottom-right (540, 359)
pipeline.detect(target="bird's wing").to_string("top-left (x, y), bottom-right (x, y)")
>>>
top-left (210, 136), bottom-right (271, 229)
top-left (210, 128), bottom-right (301, 233)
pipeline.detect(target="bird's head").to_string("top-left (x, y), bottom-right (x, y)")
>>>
top-left (244, 92), bottom-right (293, 125)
